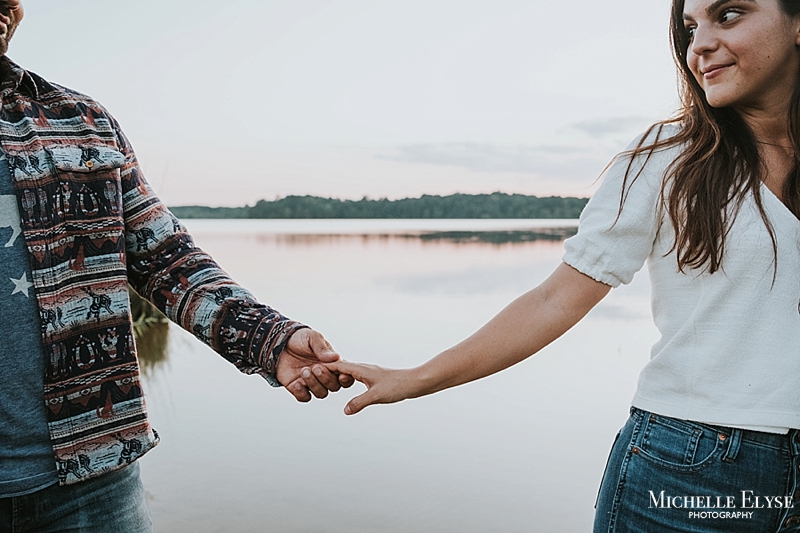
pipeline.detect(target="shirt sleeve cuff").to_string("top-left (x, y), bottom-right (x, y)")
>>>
top-left (261, 320), bottom-right (310, 387)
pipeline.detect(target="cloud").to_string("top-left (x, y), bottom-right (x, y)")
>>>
top-left (376, 115), bottom-right (654, 177)
top-left (570, 116), bottom-right (652, 138)
top-left (378, 142), bottom-right (591, 175)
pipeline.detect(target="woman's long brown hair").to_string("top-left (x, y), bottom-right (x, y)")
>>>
top-left (620, 0), bottom-right (800, 274)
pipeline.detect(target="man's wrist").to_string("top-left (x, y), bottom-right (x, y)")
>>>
top-left (265, 321), bottom-right (309, 387)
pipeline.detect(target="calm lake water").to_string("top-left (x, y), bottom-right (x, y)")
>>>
top-left (138, 219), bottom-right (658, 533)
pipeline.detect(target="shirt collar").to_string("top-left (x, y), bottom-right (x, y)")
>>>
top-left (0, 55), bottom-right (38, 100)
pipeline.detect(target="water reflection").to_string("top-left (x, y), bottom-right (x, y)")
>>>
top-left (414, 227), bottom-right (577, 244)
top-left (129, 287), bottom-right (170, 375)
top-left (137, 220), bottom-right (655, 533)
top-left (383, 260), bottom-right (553, 295)
top-left (129, 227), bottom-right (577, 374)
top-left (255, 227), bottom-right (577, 247)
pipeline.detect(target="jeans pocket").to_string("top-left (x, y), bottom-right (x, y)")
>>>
top-left (635, 414), bottom-right (725, 473)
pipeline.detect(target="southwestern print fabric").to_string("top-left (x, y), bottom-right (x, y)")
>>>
top-left (0, 57), bottom-right (306, 485)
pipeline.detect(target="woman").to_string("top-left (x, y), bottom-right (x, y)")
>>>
top-left (319, 0), bottom-right (800, 531)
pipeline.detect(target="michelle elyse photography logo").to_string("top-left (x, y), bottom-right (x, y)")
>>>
top-left (649, 491), bottom-right (794, 519)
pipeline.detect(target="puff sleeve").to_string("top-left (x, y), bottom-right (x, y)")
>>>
top-left (562, 130), bottom-right (675, 287)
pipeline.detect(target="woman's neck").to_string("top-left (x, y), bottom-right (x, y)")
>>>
top-left (736, 102), bottom-right (792, 148)
top-left (739, 107), bottom-right (796, 200)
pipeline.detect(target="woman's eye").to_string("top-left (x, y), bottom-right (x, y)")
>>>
top-left (720, 10), bottom-right (742, 23)
top-left (685, 26), bottom-right (696, 40)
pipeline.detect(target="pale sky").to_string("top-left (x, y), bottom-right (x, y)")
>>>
top-left (12, 0), bottom-right (677, 205)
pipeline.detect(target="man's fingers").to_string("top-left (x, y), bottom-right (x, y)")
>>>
top-left (287, 378), bottom-right (312, 403)
top-left (287, 368), bottom-right (347, 401)
top-left (307, 330), bottom-right (340, 363)
top-left (300, 367), bottom-right (329, 399)
top-left (310, 364), bottom-right (342, 393)
top-left (338, 373), bottom-right (355, 388)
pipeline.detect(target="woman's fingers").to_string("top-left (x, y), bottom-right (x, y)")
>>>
top-left (344, 389), bottom-right (379, 415)
top-left (325, 360), bottom-right (379, 414)
top-left (325, 360), bottom-right (374, 384)
top-left (324, 360), bottom-right (410, 415)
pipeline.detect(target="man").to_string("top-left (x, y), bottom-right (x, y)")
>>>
top-left (0, 2), bottom-right (351, 530)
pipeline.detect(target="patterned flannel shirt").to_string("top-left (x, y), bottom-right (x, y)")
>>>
top-left (0, 56), bottom-right (306, 485)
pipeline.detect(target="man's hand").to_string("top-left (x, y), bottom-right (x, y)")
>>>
top-left (276, 328), bottom-right (354, 402)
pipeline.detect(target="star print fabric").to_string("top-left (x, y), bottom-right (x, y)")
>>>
top-left (0, 150), bottom-right (59, 496)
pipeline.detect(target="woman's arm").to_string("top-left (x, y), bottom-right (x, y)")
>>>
top-left (325, 262), bottom-right (611, 414)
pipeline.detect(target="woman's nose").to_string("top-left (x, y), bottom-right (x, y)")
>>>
top-left (690, 24), bottom-right (719, 56)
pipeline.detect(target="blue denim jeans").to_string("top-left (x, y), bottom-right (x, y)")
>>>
top-left (594, 407), bottom-right (800, 533)
top-left (0, 463), bottom-right (151, 533)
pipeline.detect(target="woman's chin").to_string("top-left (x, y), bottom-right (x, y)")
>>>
top-left (703, 87), bottom-right (755, 110)
top-left (704, 93), bottom-right (735, 109)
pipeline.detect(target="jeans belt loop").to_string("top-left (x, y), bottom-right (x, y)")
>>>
top-left (722, 428), bottom-right (742, 463)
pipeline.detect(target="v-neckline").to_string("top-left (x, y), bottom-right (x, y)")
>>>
top-left (760, 181), bottom-right (800, 224)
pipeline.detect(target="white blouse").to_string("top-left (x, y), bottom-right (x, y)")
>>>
top-left (563, 126), bottom-right (800, 433)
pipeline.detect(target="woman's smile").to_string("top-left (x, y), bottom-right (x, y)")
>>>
top-left (700, 62), bottom-right (734, 80)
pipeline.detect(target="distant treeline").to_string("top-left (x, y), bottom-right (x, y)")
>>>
top-left (170, 193), bottom-right (588, 219)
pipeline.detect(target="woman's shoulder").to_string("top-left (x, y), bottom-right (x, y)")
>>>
top-left (608, 121), bottom-right (685, 181)
top-left (624, 121), bottom-right (684, 153)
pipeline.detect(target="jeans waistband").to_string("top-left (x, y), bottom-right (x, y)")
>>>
top-left (630, 407), bottom-right (800, 455)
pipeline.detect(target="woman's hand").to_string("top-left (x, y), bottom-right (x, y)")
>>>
top-left (324, 361), bottom-right (420, 414)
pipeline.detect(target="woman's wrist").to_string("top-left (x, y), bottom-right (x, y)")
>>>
top-left (405, 361), bottom-right (448, 399)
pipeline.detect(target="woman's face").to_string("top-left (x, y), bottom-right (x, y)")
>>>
top-left (683, 0), bottom-right (800, 111)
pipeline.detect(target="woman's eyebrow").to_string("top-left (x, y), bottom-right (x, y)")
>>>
top-left (683, 0), bottom-right (757, 21)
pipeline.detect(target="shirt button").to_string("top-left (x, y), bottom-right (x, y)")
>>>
top-left (85, 160), bottom-right (94, 169)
